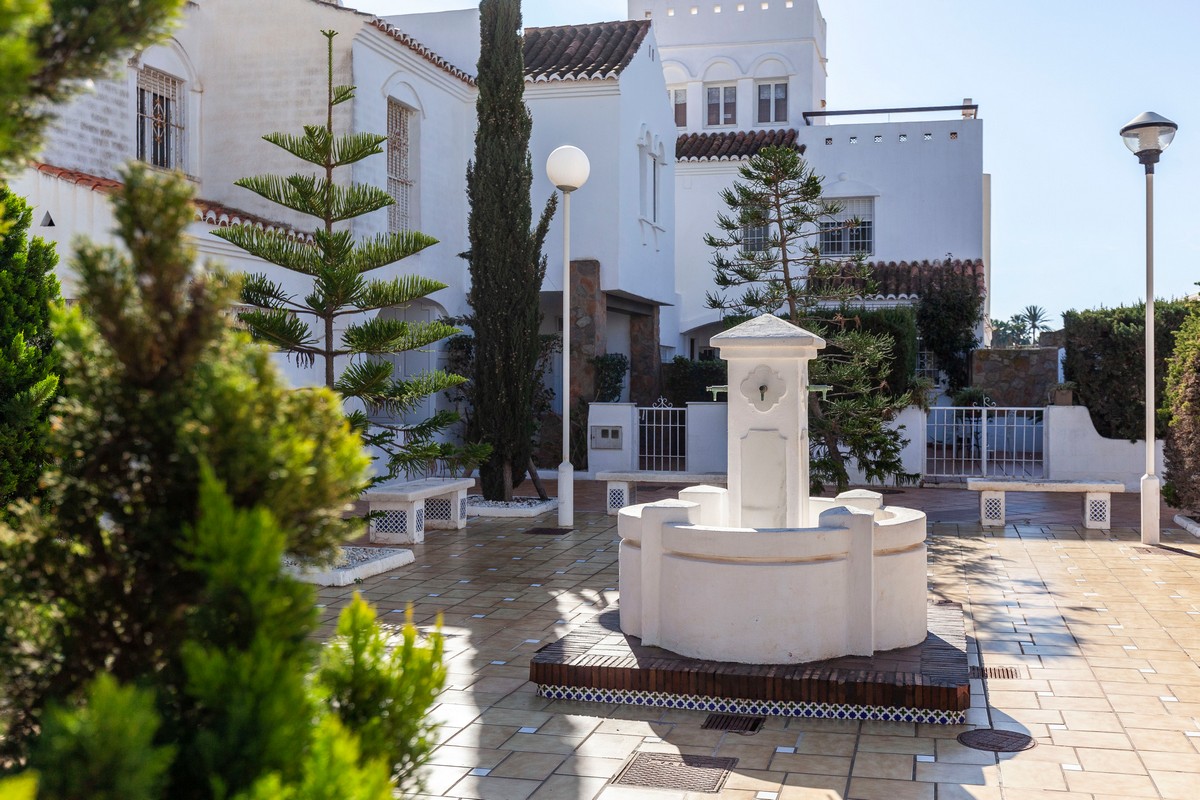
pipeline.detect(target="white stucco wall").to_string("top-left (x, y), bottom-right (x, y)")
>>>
top-left (630, 0), bottom-right (828, 127)
top-left (351, 24), bottom-right (477, 322)
top-left (675, 117), bottom-right (985, 343)
top-left (527, 27), bottom-right (677, 346)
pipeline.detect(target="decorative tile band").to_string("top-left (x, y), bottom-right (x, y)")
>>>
top-left (535, 684), bottom-right (967, 725)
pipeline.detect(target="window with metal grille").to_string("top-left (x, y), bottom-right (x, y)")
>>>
top-left (672, 88), bottom-right (687, 127)
top-left (756, 81), bottom-right (787, 124)
top-left (819, 197), bottom-right (874, 256)
top-left (706, 84), bottom-right (736, 126)
top-left (387, 99), bottom-right (414, 233)
top-left (742, 223), bottom-right (769, 252)
top-left (136, 68), bottom-right (184, 171)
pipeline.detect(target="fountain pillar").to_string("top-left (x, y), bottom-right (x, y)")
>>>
top-left (711, 314), bottom-right (825, 527)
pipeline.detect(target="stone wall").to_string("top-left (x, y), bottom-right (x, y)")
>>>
top-left (971, 347), bottom-right (1059, 406)
top-left (569, 259), bottom-right (604, 406)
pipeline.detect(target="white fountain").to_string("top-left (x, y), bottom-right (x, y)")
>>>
top-left (617, 314), bottom-right (929, 664)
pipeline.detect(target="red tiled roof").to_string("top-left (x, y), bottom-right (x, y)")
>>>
top-left (523, 20), bottom-right (651, 82)
top-left (367, 18), bottom-right (476, 85)
top-left (676, 129), bottom-right (804, 162)
top-left (34, 163), bottom-right (122, 193)
top-left (819, 258), bottom-right (988, 300)
top-left (34, 163), bottom-right (308, 240)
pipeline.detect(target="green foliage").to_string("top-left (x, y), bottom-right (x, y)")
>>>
top-left (0, 774), bottom-right (36, 800)
top-left (444, 331), bottom-right (557, 479)
top-left (704, 145), bottom-right (913, 492)
top-left (0, 165), bottom-right (369, 765)
top-left (1062, 300), bottom-right (1193, 441)
top-left (812, 306), bottom-right (919, 397)
top-left (915, 267), bottom-right (983, 390)
top-left (317, 596), bottom-right (446, 793)
top-left (705, 145), bottom-right (873, 321)
top-left (0, 186), bottom-right (60, 511)
top-left (1, 166), bottom-right (442, 796)
top-left (30, 674), bottom-right (174, 800)
top-left (1164, 313), bottom-right (1200, 511)
top-left (591, 353), bottom-right (630, 403)
top-left (990, 315), bottom-right (1028, 348)
top-left (662, 356), bottom-right (728, 407)
top-left (466, 0), bottom-right (558, 500)
top-left (950, 387), bottom-right (995, 407)
top-left (0, 0), bottom-right (183, 168)
top-left (215, 30), bottom-right (472, 481)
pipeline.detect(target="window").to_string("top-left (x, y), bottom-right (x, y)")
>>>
top-left (387, 99), bottom-right (414, 233)
top-left (819, 198), bottom-right (874, 256)
top-left (706, 85), bottom-right (736, 126)
top-left (742, 223), bottom-right (769, 252)
top-left (672, 88), bottom-right (687, 127)
top-left (756, 81), bottom-right (787, 124)
top-left (136, 67), bottom-right (184, 171)
top-left (639, 134), bottom-right (664, 225)
top-left (650, 154), bottom-right (660, 222)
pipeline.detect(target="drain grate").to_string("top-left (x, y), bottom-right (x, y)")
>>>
top-left (1131, 546), bottom-right (1159, 554)
top-left (611, 752), bottom-right (738, 793)
top-left (969, 665), bottom-right (1026, 680)
top-left (525, 527), bottom-right (571, 535)
top-left (702, 713), bottom-right (765, 735)
top-left (957, 729), bottom-right (1036, 753)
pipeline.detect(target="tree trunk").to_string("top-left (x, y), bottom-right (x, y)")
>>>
top-left (527, 457), bottom-right (548, 500)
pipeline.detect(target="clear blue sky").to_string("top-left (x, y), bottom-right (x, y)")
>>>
top-left (360, 0), bottom-right (1200, 327)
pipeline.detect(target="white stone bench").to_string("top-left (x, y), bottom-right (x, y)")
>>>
top-left (364, 477), bottom-right (475, 544)
top-left (966, 479), bottom-right (1126, 530)
top-left (595, 471), bottom-right (728, 515)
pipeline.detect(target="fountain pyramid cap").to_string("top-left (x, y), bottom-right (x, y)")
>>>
top-left (711, 313), bottom-right (826, 352)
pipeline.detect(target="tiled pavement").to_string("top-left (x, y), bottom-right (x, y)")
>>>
top-left (318, 483), bottom-right (1200, 799)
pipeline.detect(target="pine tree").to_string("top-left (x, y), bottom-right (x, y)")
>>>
top-left (214, 30), bottom-right (483, 480)
top-left (0, 166), bottom-right (444, 797)
top-left (705, 145), bottom-right (915, 492)
top-left (0, 0), bottom-right (184, 168)
top-left (0, 187), bottom-right (60, 511)
top-left (466, 0), bottom-right (557, 501)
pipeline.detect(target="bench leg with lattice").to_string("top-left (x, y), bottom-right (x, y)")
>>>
top-left (606, 481), bottom-right (635, 516)
top-left (1082, 492), bottom-right (1112, 530)
top-left (369, 500), bottom-right (426, 544)
top-left (980, 491), bottom-right (1006, 527)
top-left (425, 489), bottom-right (469, 530)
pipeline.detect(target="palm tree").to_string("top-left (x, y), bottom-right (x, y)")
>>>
top-left (1021, 305), bottom-right (1050, 345)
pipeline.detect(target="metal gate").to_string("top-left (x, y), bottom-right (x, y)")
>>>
top-left (926, 406), bottom-right (1045, 479)
top-left (638, 398), bottom-right (687, 471)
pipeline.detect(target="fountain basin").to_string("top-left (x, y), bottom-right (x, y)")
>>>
top-left (618, 488), bottom-right (927, 664)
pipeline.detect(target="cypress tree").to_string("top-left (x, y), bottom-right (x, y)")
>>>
top-left (466, 0), bottom-right (557, 500)
top-left (0, 186), bottom-right (60, 511)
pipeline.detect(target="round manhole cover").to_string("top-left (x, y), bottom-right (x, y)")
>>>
top-left (957, 729), bottom-right (1036, 753)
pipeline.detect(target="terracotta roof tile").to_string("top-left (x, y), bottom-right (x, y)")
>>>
top-left (523, 20), bottom-right (651, 82)
top-left (368, 18), bottom-right (476, 85)
top-left (676, 129), bottom-right (804, 162)
top-left (34, 163), bottom-right (308, 241)
top-left (818, 258), bottom-right (988, 300)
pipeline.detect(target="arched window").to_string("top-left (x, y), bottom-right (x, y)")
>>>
top-left (136, 66), bottom-right (185, 171)
top-left (387, 98), bottom-right (416, 233)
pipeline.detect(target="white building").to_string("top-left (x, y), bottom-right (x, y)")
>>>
top-left (628, 0), bottom-right (990, 357)
top-left (11, 0), bottom-right (988, 425)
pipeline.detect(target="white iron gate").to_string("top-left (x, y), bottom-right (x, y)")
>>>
top-left (926, 406), bottom-right (1045, 479)
top-left (638, 398), bottom-right (687, 471)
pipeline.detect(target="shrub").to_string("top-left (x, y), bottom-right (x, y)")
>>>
top-left (812, 306), bottom-right (918, 397)
top-left (1164, 313), bottom-right (1200, 512)
top-left (1062, 301), bottom-right (1193, 440)
top-left (663, 357), bottom-right (727, 407)
top-left (915, 268), bottom-right (983, 391)
top-left (590, 353), bottom-right (630, 402)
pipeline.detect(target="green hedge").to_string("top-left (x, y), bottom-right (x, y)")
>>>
top-left (810, 306), bottom-right (919, 397)
top-left (663, 356), bottom-right (727, 406)
top-left (1063, 300), bottom-right (1195, 440)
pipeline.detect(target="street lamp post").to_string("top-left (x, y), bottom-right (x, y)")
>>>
top-left (546, 145), bottom-right (590, 529)
top-left (1120, 112), bottom-right (1178, 546)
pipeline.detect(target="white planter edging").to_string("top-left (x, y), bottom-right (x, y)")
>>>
top-left (284, 547), bottom-right (415, 587)
top-left (467, 495), bottom-right (559, 518)
top-left (1173, 514), bottom-right (1200, 539)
